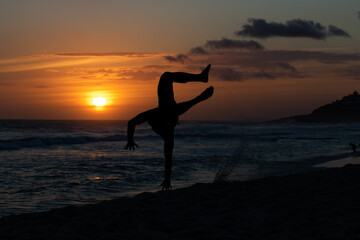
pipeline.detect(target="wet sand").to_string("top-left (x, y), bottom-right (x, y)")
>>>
top-left (315, 155), bottom-right (360, 168)
top-left (1, 164), bottom-right (360, 239)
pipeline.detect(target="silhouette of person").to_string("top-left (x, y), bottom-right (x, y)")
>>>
top-left (349, 142), bottom-right (357, 152)
top-left (124, 64), bottom-right (214, 190)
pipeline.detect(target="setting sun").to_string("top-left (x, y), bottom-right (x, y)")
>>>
top-left (92, 97), bottom-right (107, 107)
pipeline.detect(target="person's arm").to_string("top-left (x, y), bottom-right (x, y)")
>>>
top-left (124, 111), bottom-right (149, 150)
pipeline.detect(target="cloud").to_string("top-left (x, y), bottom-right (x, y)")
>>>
top-left (188, 49), bottom-right (360, 81)
top-left (276, 62), bottom-right (297, 72)
top-left (207, 50), bottom-right (360, 67)
top-left (69, 68), bottom-right (161, 81)
top-left (163, 54), bottom-right (190, 63)
top-left (336, 65), bottom-right (360, 80)
top-left (252, 71), bottom-right (276, 80)
top-left (116, 69), bottom-right (161, 81)
top-left (327, 25), bottom-right (350, 37)
top-left (236, 18), bottom-right (350, 39)
top-left (212, 67), bottom-right (243, 81)
top-left (53, 52), bottom-right (159, 58)
top-left (142, 65), bottom-right (173, 70)
top-left (212, 67), bottom-right (278, 81)
top-left (189, 47), bottom-right (208, 55)
top-left (0, 69), bottom-right (63, 83)
top-left (358, 11), bottom-right (360, 19)
top-left (0, 56), bottom-right (102, 73)
top-left (205, 38), bottom-right (264, 50)
top-left (265, 50), bottom-right (360, 64)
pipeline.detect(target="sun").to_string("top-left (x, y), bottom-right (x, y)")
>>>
top-left (92, 97), bottom-right (107, 107)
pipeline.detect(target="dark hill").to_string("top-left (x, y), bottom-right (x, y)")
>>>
top-left (274, 91), bottom-right (360, 123)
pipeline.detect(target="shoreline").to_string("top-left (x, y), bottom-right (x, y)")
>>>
top-left (2, 165), bottom-right (360, 239)
top-left (314, 154), bottom-right (360, 168)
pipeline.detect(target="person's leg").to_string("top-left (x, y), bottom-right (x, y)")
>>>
top-left (157, 64), bottom-right (211, 108)
top-left (160, 133), bottom-right (174, 190)
top-left (175, 86), bottom-right (214, 116)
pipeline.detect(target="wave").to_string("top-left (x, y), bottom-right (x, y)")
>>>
top-left (0, 135), bottom-right (127, 151)
top-left (296, 137), bottom-right (336, 140)
top-left (0, 129), bottom-right (336, 151)
top-left (0, 131), bottom-right (249, 151)
top-left (0, 134), bottom-right (242, 151)
top-left (174, 133), bottom-right (243, 139)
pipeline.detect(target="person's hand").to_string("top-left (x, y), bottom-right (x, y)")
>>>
top-left (160, 178), bottom-right (172, 191)
top-left (123, 140), bottom-right (138, 150)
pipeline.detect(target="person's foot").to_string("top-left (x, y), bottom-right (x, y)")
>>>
top-left (197, 86), bottom-right (214, 101)
top-left (200, 64), bottom-right (211, 83)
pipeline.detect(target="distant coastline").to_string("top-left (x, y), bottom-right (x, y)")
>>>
top-left (272, 90), bottom-right (360, 123)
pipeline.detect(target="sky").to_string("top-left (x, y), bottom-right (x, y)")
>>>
top-left (0, 0), bottom-right (360, 120)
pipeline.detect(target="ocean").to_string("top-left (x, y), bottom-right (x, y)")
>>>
top-left (0, 120), bottom-right (359, 217)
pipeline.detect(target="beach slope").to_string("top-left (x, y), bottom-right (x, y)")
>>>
top-left (1, 165), bottom-right (360, 239)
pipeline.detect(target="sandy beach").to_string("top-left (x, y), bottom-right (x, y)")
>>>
top-left (1, 164), bottom-right (360, 239)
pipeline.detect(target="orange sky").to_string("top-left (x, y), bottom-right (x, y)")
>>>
top-left (0, 52), bottom-right (358, 120)
top-left (0, 1), bottom-right (359, 120)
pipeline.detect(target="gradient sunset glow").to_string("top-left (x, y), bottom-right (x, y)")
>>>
top-left (1, 0), bottom-right (359, 120)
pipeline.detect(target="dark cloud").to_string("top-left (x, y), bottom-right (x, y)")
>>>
top-left (156, 48), bottom-right (358, 82)
top-left (212, 67), bottom-right (279, 81)
top-left (163, 56), bottom-right (178, 62)
top-left (336, 65), bottom-right (360, 80)
top-left (328, 25), bottom-right (350, 37)
top-left (252, 71), bottom-right (276, 80)
top-left (191, 49), bottom-right (360, 81)
top-left (264, 50), bottom-right (360, 64)
top-left (167, 43), bottom-right (360, 82)
top-left (211, 50), bottom-right (360, 66)
top-left (189, 47), bottom-right (208, 55)
top-left (236, 18), bottom-right (350, 39)
top-left (205, 38), bottom-right (264, 50)
top-left (276, 62), bottom-right (297, 72)
top-left (358, 11), bottom-right (360, 19)
top-left (163, 54), bottom-right (190, 63)
top-left (116, 70), bottom-right (160, 81)
top-left (188, 38), bottom-right (264, 56)
top-left (142, 65), bottom-right (172, 70)
top-left (212, 68), bottom-right (243, 81)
